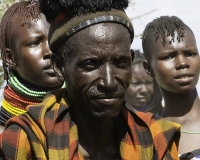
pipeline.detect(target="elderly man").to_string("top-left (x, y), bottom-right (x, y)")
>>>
top-left (0, 0), bottom-right (180, 159)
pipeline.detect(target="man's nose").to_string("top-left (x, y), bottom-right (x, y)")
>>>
top-left (98, 63), bottom-right (117, 93)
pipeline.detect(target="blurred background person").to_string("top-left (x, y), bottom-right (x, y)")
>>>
top-left (125, 50), bottom-right (163, 115)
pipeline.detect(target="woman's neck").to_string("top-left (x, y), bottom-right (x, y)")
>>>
top-left (161, 88), bottom-right (200, 122)
top-left (12, 71), bottom-right (63, 92)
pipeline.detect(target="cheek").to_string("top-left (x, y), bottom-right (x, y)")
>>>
top-left (148, 85), bottom-right (154, 97)
top-left (122, 68), bottom-right (133, 88)
top-left (65, 70), bottom-right (98, 95)
top-left (152, 63), bottom-right (173, 82)
top-left (193, 58), bottom-right (200, 75)
top-left (126, 86), bottom-right (137, 97)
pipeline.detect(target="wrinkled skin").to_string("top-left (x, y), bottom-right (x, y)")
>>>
top-left (52, 23), bottom-right (132, 159)
top-left (54, 23), bottom-right (132, 119)
top-left (6, 13), bottom-right (61, 87)
top-left (125, 63), bottom-right (154, 108)
top-left (144, 28), bottom-right (200, 94)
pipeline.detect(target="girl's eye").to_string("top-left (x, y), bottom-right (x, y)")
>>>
top-left (27, 41), bottom-right (41, 47)
top-left (185, 52), bottom-right (196, 57)
top-left (130, 82), bottom-right (139, 86)
top-left (161, 55), bottom-right (175, 61)
top-left (165, 55), bottom-right (174, 60)
top-left (146, 81), bottom-right (153, 84)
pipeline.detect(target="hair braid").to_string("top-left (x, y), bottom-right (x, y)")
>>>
top-left (142, 16), bottom-right (185, 47)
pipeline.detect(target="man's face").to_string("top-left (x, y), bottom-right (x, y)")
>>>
top-left (145, 28), bottom-right (200, 94)
top-left (61, 23), bottom-right (132, 118)
top-left (10, 14), bottom-right (61, 87)
top-left (125, 64), bottom-right (154, 108)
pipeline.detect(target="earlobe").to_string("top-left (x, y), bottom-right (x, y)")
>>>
top-left (130, 49), bottom-right (135, 62)
top-left (5, 48), bottom-right (16, 68)
top-left (51, 55), bottom-right (64, 82)
top-left (143, 60), bottom-right (154, 77)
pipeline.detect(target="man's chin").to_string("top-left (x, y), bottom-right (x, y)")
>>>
top-left (92, 110), bottom-right (120, 120)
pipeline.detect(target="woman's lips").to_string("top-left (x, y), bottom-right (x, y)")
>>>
top-left (43, 66), bottom-right (56, 76)
top-left (136, 96), bottom-right (148, 102)
top-left (174, 74), bottom-right (194, 84)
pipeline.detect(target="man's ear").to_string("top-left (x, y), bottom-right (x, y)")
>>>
top-left (130, 49), bottom-right (135, 62)
top-left (5, 48), bottom-right (16, 68)
top-left (143, 60), bottom-right (154, 78)
top-left (51, 54), bottom-right (64, 82)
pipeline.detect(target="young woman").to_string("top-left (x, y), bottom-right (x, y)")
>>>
top-left (0, 1), bottom-right (64, 132)
top-left (125, 50), bottom-right (163, 115)
top-left (142, 16), bottom-right (200, 159)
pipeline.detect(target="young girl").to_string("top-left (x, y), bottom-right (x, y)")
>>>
top-left (0, 1), bottom-right (64, 132)
top-left (125, 50), bottom-right (163, 115)
top-left (142, 16), bottom-right (200, 159)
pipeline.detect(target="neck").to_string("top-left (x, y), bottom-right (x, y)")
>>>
top-left (12, 71), bottom-right (63, 92)
top-left (161, 87), bottom-right (200, 119)
top-left (70, 104), bottom-right (119, 159)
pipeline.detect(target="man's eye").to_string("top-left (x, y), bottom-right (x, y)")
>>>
top-left (115, 59), bottom-right (130, 68)
top-left (83, 61), bottom-right (94, 66)
top-left (81, 59), bottom-right (99, 70)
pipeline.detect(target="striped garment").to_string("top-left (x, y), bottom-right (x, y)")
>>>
top-left (0, 89), bottom-right (180, 160)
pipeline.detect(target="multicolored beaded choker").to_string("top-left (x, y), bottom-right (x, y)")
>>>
top-left (0, 72), bottom-right (65, 126)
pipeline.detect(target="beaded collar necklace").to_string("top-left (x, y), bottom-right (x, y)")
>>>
top-left (0, 72), bottom-right (65, 126)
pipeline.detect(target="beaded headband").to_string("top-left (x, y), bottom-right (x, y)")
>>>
top-left (48, 9), bottom-right (134, 52)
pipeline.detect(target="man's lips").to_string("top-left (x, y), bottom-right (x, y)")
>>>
top-left (91, 94), bottom-right (122, 99)
top-left (90, 94), bottom-right (123, 105)
top-left (93, 98), bottom-right (121, 105)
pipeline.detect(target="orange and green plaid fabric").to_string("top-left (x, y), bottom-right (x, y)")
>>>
top-left (0, 89), bottom-right (180, 160)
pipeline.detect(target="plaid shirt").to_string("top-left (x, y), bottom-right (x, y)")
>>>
top-left (0, 89), bottom-right (180, 160)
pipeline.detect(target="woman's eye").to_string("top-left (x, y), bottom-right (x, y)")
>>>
top-left (165, 56), bottom-right (174, 60)
top-left (146, 81), bottom-right (153, 84)
top-left (160, 55), bottom-right (174, 61)
top-left (185, 52), bottom-right (196, 57)
top-left (130, 82), bottom-right (139, 86)
top-left (27, 41), bottom-right (41, 47)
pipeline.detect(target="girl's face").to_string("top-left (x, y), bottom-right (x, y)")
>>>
top-left (145, 28), bottom-right (200, 94)
top-left (125, 64), bottom-right (154, 108)
top-left (8, 14), bottom-right (61, 87)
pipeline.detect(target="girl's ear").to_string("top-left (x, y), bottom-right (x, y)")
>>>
top-left (130, 49), bottom-right (135, 62)
top-left (143, 60), bottom-right (155, 78)
top-left (5, 48), bottom-right (16, 68)
top-left (51, 54), bottom-right (64, 82)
